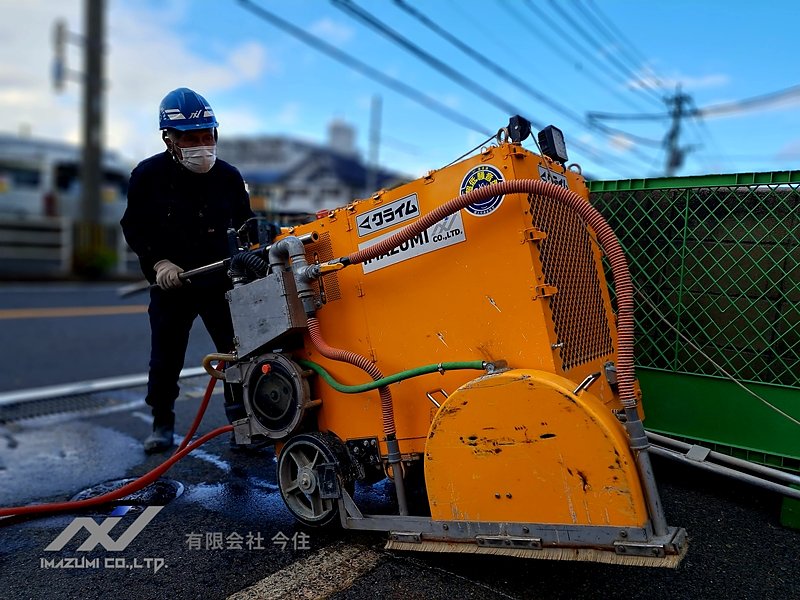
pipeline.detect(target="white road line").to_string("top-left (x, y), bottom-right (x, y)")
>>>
top-left (131, 411), bottom-right (231, 473)
top-left (227, 541), bottom-right (384, 600)
top-left (0, 367), bottom-right (208, 406)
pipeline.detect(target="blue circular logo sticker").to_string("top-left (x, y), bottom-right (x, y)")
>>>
top-left (461, 164), bottom-right (504, 217)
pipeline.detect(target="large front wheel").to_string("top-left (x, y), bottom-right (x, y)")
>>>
top-left (277, 432), bottom-right (352, 527)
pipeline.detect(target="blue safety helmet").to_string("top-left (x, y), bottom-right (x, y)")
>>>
top-left (158, 87), bottom-right (219, 131)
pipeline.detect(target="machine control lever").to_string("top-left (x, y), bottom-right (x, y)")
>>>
top-left (573, 372), bottom-right (601, 395)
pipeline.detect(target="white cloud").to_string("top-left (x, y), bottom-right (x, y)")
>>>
top-left (440, 94), bottom-right (461, 110)
top-left (227, 41), bottom-right (276, 81)
top-left (776, 138), bottom-right (800, 160)
top-left (273, 102), bottom-right (302, 127)
top-left (0, 1), bottom-right (278, 164)
top-left (626, 68), bottom-right (729, 92)
top-left (608, 133), bottom-right (634, 152)
top-left (219, 107), bottom-right (267, 136)
top-left (308, 18), bottom-right (354, 46)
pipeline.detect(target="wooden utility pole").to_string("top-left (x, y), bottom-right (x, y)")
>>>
top-left (76, 0), bottom-right (106, 275)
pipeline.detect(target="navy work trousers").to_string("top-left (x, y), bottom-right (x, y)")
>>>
top-left (146, 284), bottom-right (234, 429)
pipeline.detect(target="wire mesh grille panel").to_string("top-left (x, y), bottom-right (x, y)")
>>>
top-left (528, 193), bottom-right (614, 371)
top-left (593, 180), bottom-right (799, 388)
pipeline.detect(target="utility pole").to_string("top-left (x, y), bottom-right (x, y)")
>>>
top-left (78, 0), bottom-right (106, 274)
top-left (53, 2), bottom-right (107, 276)
top-left (365, 94), bottom-right (382, 195)
top-left (664, 86), bottom-right (693, 176)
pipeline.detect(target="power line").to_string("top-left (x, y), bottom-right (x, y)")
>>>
top-left (495, 0), bottom-right (653, 113)
top-left (591, 123), bottom-right (663, 148)
top-left (546, 0), bottom-right (664, 101)
top-left (575, 0), bottom-right (655, 83)
top-left (394, 0), bottom-right (586, 126)
top-left (588, 83), bottom-right (800, 121)
top-left (332, 0), bottom-right (640, 174)
top-left (443, 0), bottom-right (546, 79)
top-left (521, 0), bottom-right (663, 108)
top-left (697, 83), bottom-right (800, 117)
top-left (393, 0), bottom-right (658, 165)
top-left (236, 0), bottom-right (493, 138)
top-left (579, 0), bottom-right (667, 91)
top-left (331, 0), bottom-right (543, 125)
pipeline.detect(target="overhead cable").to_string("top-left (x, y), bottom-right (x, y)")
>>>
top-left (236, 0), bottom-right (493, 137)
top-left (332, 0), bottom-right (639, 174)
top-left (547, 0), bottom-right (664, 101)
top-left (497, 0), bottom-right (655, 113)
top-left (588, 83), bottom-right (800, 121)
top-left (579, 0), bottom-right (668, 91)
top-left (393, 0), bottom-right (657, 165)
top-left (520, 0), bottom-right (663, 108)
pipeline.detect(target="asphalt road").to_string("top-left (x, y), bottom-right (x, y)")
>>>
top-left (0, 282), bottom-right (215, 392)
top-left (0, 283), bottom-right (798, 599)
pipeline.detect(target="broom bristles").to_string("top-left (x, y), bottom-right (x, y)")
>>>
top-left (384, 539), bottom-right (687, 569)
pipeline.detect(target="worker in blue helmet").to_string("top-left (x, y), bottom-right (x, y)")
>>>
top-left (121, 88), bottom-right (255, 453)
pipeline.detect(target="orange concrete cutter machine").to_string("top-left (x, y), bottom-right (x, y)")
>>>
top-left (208, 119), bottom-right (687, 567)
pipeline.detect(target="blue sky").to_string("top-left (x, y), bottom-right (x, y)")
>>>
top-left (1, 0), bottom-right (799, 181)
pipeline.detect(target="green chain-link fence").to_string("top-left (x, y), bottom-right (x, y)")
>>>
top-left (590, 171), bottom-right (800, 471)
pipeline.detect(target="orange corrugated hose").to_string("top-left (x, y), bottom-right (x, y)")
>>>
top-left (307, 318), bottom-right (396, 437)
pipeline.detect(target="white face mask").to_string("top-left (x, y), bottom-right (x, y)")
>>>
top-left (178, 145), bottom-right (216, 173)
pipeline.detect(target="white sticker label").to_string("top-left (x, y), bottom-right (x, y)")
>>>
top-left (538, 165), bottom-right (569, 189)
top-left (357, 193), bottom-right (420, 237)
top-left (359, 211), bottom-right (467, 274)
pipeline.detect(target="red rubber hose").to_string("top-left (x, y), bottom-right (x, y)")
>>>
top-left (177, 361), bottom-right (222, 452)
top-left (307, 317), bottom-right (396, 437)
top-left (346, 179), bottom-right (638, 410)
top-left (1, 371), bottom-right (227, 518)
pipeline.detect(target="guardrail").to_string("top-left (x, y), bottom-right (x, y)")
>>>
top-left (0, 217), bottom-right (138, 278)
top-left (0, 216), bottom-right (72, 276)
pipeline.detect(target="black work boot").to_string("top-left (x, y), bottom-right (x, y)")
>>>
top-left (143, 425), bottom-right (175, 454)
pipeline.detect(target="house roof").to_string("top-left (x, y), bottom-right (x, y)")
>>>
top-left (227, 135), bottom-right (407, 191)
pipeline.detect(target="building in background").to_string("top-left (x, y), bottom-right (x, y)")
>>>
top-left (218, 120), bottom-right (408, 225)
top-left (0, 121), bottom-right (407, 278)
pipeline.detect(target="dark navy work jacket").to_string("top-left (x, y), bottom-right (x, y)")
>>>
top-left (121, 151), bottom-right (255, 286)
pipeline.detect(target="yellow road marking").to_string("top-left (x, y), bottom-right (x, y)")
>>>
top-left (0, 305), bottom-right (148, 320)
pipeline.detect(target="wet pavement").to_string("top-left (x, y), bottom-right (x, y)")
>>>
top-left (0, 377), bottom-right (798, 599)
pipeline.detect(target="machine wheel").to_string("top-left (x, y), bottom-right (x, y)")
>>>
top-left (277, 432), bottom-right (352, 527)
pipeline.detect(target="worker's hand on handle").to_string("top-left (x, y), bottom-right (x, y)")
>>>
top-left (154, 259), bottom-right (185, 290)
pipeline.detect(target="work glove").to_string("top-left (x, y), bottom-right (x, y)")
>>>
top-left (153, 259), bottom-right (184, 290)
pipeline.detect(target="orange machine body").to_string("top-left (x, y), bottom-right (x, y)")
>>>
top-left (285, 143), bottom-right (648, 527)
